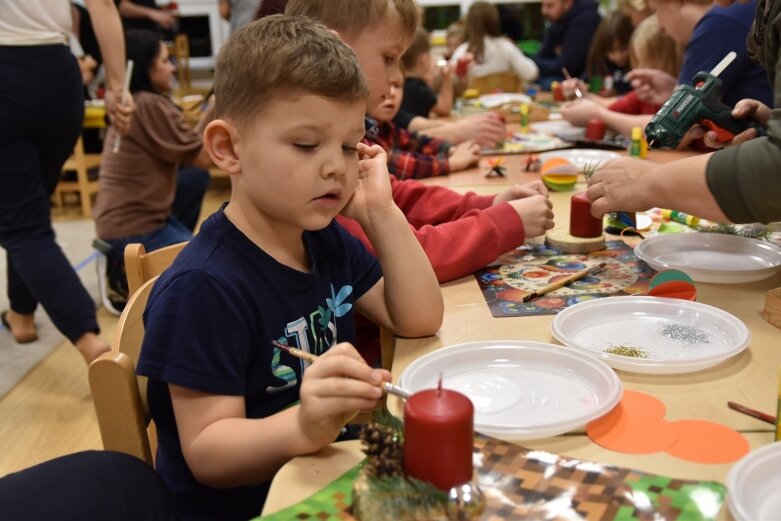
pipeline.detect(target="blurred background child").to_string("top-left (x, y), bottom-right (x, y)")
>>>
top-left (400, 27), bottom-right (453, 118)
top-left (450, 1), bottom-right (538, 91)
top-left (560, 15), bottom-right (680, 137)
top-left (369, 83), bottom-right (480, 179)
top-left (617, 0), bottom-right (654, 27)
top-left (584, 11), bottom-right (634, 96)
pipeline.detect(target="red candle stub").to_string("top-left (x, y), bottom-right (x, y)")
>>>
top-left (585, 118), bottom-right (606, 140)
top-left (570, 191), bottom-right (603, 238)
top-left (403, 387), bottom-right (474, 491)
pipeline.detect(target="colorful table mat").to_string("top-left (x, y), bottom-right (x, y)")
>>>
top-left (475, 240), bottom-right (655, 318)
top-left (256, 434), bottom-right (725, 521)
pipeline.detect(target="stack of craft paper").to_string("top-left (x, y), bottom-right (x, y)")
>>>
top-left (540, 157), bottom-right (577, 191)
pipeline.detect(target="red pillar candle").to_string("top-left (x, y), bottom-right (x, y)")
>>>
top-left (585, 118), bottom-right (606, 140)
top-left (403, 386), bottom-right (474, 491)
top-left (570, 191), bottom-right (603, 238)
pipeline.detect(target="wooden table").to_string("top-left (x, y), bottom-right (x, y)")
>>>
top-left (262, 146), bottom-right (781, 518)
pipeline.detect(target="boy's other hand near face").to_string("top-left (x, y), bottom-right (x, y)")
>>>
top-left (447, 140), bottom-right (481, 171)
top-left (341, 143), bottom-right (394, 226)
top-left (506, 194), bottom-right (555, 238)
top-left (298, 343), bottom-right (391, 451)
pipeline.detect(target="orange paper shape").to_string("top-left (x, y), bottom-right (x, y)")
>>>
top-left (665, 420), bottom-right (750, 464)
top-left (541, 157), bottom-right (577, 176)
top-left (586, 390), bottom-right (678, 454)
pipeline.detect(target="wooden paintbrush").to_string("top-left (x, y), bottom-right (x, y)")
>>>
top-left (727, 401), bottom-right (777, 425)
top-left (561, 67), bottom-right (584, 99)
top-left (271, 340), bottom-right (412, 399)
top-left (523, 262), bottom-right (606, 303)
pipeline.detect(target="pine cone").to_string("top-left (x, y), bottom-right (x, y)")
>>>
top-left (360, 421), bottom-right (404, 477)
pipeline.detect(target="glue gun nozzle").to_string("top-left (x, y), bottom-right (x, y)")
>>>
top-left (647, 139), bottom-right (656, 149)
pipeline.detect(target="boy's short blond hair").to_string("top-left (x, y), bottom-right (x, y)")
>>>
top-left (214, 15), bottom-right (369, 128)
top-left (285, 0), bottom-right (419, 41)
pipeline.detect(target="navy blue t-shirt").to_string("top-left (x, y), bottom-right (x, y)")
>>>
top-left (400, 77), bottom-right (438, 118)
top-left (137, 208), bottom-right (382, 521)
top-left (678, 0), bottom-right (772, 107)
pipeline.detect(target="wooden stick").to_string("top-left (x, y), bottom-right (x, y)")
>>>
top-left (523, 262), bottom-right (606, 303)
top-left (727, 401), bottom-right (777, 425)
top-left (271, 340), bottom-right (412, 399)
top-left (560, 67), bottom-right (583, 99)
top-left (112, 59), bottom-right (134, 154)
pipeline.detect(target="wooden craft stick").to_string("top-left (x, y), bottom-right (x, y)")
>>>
top-left (112, 59), bottom-right (134, 153)
top-left (271, 340), bottom-right (412, 399)
top-left (523, 262), bottom-right (606, 303)
top-left (727, 401), bottom-right (777, 425)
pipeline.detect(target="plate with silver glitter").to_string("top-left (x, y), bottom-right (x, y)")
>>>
top-left (551, 296), bottom-right (750, 374)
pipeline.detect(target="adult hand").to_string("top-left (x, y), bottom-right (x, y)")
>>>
top-left (586, 157), bottom-right (660, 217)
top-left (298, 343), bottom-right (390, 449)
top-left (626, 68), bottom-right (678, 105)
top-left (506, 194), bottom-right (555, 237)
top-left (698, 98), bottom-right (771, 148)
top-left (559, 98), bottom-right (603, 127)
top-left (493, 180), bottom-right (548, 205)
top-left (149, 8), bottom-right (176, 30)
top-left (105, 87), bottom-right (135, 135)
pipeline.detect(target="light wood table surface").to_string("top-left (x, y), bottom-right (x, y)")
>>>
top-left (262, 145), bottom-right (781, 518)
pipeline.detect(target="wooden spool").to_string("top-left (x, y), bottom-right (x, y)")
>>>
top-left (545, 226), bottom-right (605, 254)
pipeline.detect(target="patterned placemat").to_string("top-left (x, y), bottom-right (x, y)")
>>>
top-left (475, 240), bottom-right (655, 318)
top-left (256, 434), bottom-right (725, 520)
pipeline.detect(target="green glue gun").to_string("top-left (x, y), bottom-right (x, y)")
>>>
top-left (645, 52), bottom-right (765, 149)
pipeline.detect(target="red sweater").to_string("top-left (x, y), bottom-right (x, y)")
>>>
top-left (339, 177), bottom-right (527, 366)
top-left (608, 90), bottom-right (660, 115)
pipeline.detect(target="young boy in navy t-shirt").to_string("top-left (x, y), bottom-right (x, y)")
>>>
top-left (136, 16), bottom-right (443, 521)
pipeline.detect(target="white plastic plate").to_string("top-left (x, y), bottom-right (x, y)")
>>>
top-left (538, 149), bottom-right (620, 170)
top-left (635, 233), bottom-right (781, 283)
top-left (551, 296), bottom-right (750, 374)
top-left (727, 442), bottom-right (781, 521)
top-left (398, 341), bottom-right (622, 440)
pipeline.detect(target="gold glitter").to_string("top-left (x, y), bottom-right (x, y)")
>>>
top-left (603, 345), bottom-right (650, 358)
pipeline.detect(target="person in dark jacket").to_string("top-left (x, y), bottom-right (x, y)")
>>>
top-left (532, 0), bottom-right (602, 89)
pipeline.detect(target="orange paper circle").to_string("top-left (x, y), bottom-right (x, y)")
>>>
top-left (665, 420), bottom-right (750, 464)
top-left (586, 390), bottom-right (677, 454)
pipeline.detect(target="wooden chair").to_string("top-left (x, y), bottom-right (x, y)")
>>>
top-left (54, 136), bottom-right (101, 217)
top-left (124, 242), bottom-right (187, 296)
top-left (88, 276), bottom-right (158, 465)
top-left (468, 72), bottom-right (522, 94)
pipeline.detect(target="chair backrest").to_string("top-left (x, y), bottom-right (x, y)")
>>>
top-left (89, 276), bottom-right (158, 465)
top-left (468, 72), bottom-right (522, 94)
top-left (125, 242), bottom-right (187, 296)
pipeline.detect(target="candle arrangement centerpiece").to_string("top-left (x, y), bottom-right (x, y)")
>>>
top-left (352, 380), bottom-right (484, 521)
top-left (545, 161), bottom-right (606, 253)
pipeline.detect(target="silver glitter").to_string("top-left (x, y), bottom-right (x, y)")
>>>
top-left (659, 323), bottom-right (710, 344)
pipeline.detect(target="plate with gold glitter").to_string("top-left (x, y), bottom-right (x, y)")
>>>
top-left (551, 296), bottom-right (750, 374)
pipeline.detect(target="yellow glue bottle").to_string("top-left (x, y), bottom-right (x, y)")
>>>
top-left (520, 103), bottom-right (529, 133)
top-left (660, 209), bottom-right (700, 227)
top-left (630, 127), bottom-right (643, 158)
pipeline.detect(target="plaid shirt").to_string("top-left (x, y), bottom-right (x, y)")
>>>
top-left (365, 119), bottom-right (452, 180)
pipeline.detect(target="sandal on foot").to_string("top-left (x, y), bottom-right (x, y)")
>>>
top-left (1, 310), bottom-right (39, 344)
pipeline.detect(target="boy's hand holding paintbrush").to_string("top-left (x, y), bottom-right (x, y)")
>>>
top-left (294, 342), bottom-right (392, 449)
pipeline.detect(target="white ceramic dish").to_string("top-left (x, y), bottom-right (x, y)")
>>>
top-left (538, 149), bottom-right (620, 170)
top-left (635, 233), bottom-right (781, 283)
top-left (551, 296), bottom-right (750, 374)
top-left (398, 340), bottom-right (622, 440)
top-left (727, 442), bottom-right (781, 521)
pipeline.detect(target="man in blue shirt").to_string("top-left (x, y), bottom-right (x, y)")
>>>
top-left (532, 0), bottom-right (602, 89)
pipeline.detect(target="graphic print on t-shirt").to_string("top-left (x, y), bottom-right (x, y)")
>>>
top-left (267, 284), bottom-right (354, 393)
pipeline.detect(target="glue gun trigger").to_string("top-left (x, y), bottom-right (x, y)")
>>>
top-left (700, 119), bottom-right (736, 144)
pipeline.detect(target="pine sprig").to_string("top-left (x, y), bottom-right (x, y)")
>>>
top-left (695, 223), bottom-right (771, 240)
top-left (364, 474), bottom-right (448, 514)
top-left (582, 161), bottom-right (600, 182)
